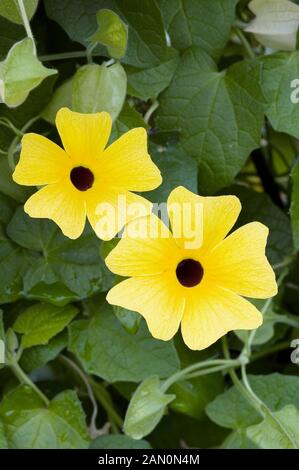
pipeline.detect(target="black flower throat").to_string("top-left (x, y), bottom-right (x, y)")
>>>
top-left (70, 166), bottom-right (94, 191)
top-left (176, 259), bottom-right (204, 287)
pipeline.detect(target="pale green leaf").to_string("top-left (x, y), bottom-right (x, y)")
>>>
top-left (291, 158), bottom-right (299, 250)
top-left (41, 78), bottom-right (72, 125)
top-left (0, 38), bottom-right (57, 107)
top-left (72, 63), bottom-right (126, 120)
top-left (246, 405), bottom-right (299, 449)
top-left (206, 373), bottom-right (299, 430)
top-left (89, 9), bottom-right (128, 59)
top-left (124, 376), bottom-right (175, 439)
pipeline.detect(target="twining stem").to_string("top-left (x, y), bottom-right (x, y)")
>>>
top-left (16, 0), bottom-right (36, 54)
top-left (59, 355), bottom-right (99, 438)
top-left (144, 101), bottom-right (159, 124)
top-left (7, 353), bottom-right (49, 406)
top-left (89, 379), bottom-right (123, 431)
top-left (233, 26), bottom-right (256, 59)
top-left (86, 43), bottom-right (98, 64)
top-left (7, 115), bottom-right (40, 170)
top-left (161, 358), bottom-right (242, 392)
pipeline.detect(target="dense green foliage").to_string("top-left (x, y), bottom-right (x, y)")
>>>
top-left (0, 0), bottom-right (299, 450)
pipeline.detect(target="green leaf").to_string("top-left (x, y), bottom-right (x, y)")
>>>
top-left (89, 9), bottom-right (128, 59)
top-left (110, 101), bottom-right (147, 141)
top-left (0, 386), bottom-right (90, 449)
top-left (20, 332), bottom-right (67, 372)
top-left (291, 158), bottom-right (299, 250)
top-left (0, 16), bottom-right (23, 60)
top-left (170, 374), bottom-right (224, 421)
top-left (13, 303), bottom-right (78, 349)
top-left (159, 0), bottom-right (238, 60)
top-left (262, 51), bottom-right (299, 138)
top-left (7, 207), bottom-right (113, 304)
top-left (68, 296), bottom-right (180, 383)
top-left (0, 195), bottom-right (28, 303)
top-left (113, 305), bottom-right (141, 335)
top-left (0, 0), bottom-right (38, 25)
top-left (90, 434), bottom-right (151, 449)
top-left (246, 405), bottom-right (299, 449)
top-left (221, 430), bottom-right (257, 449)
top-left (157, 49), bottom-right (264, 193)
top-left (0, 38), bottom-right (57, 107)
top-left (44, 0), bottom-right (169, 68)
top-left (0, 156), bottom-right (32, 202)
top-left (206, 373), bottom-right (299, 430)
top-left (144, 145), bottom-right (198, 204)
top-left (126, 48), bottom-right (179, 100)
top-left (124, 376), bottom-right (175, 439)
top-left (41, 78), bottom-right (73, 125)
top-left (72, 63), bottom-right (126, 121)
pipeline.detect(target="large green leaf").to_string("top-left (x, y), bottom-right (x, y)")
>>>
top-left (44, 0), bottom-right (169, 68)
top-left (13, 303), bottom-right (78, 348)
top-left (72, 63), bottom-right (127, 120)
top-left (159, 0), bottom-right (237, 60)
top-left (246, 405), bottom-right (299, 449)
top-left (68, 296), bottom-right (180, 383)
top-left (0, 386), bottom-right (90, 449)
top-left (126, 48), bottom-right (179, 100)
top-left (262, 51), bottom-right (299, 138)
top-left (157, 49), bottom-right (264, 193)
top-left (0, 0), bottom-right (38, 25)
top-left (206, 373), bottom-right (299, 430)
top-left (0, 38), bottom-right (57, 107)
top-left (6, 207), bottom-right (113, 304)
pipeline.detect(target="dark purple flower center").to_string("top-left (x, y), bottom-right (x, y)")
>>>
top-left (176, 259), bottom-right (204, 287)
top-left (70, 166), bottom-right (94, 191)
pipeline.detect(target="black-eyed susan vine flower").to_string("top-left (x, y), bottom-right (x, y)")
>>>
top-left (106, 186), bottom-right (278, 350)
top-left (13, 108), bottom-right (162, 240)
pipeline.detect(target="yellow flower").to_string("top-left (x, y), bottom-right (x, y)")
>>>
top-left (13, 107), bottom-right (162, 240)
top-left (106, 186), bottom-right (277, 350)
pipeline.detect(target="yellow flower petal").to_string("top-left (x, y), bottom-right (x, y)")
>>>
top-left (107, 275), bottom-right (185, 341)
top-left (167, 186), bottom-right (241, 250)
top-left (101, 128), bottom-right (162, 191)
top-left (13, 133), bottom-right (70, 186)
top-left (207, 222), bottom-right (277, 298)
top-left (55, 107), bottom-right (112, 166)
top-left (105, 214), bottom-right (181, 276)
top-left (86, 190), bottom-right (153, 241)
top-left (181, 286), bottom-right (263, 350)
top-left (24, 182), bottom-right (86, 239)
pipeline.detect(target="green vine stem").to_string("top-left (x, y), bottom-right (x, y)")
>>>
top-left (7, 352), bottom-right (49, 406)
top-left (89, 379), bottom-right (123, 432)
top-left (161, 357), bottom-right (243, 392)
top-left (16, 0), bottom-right (36, 55)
